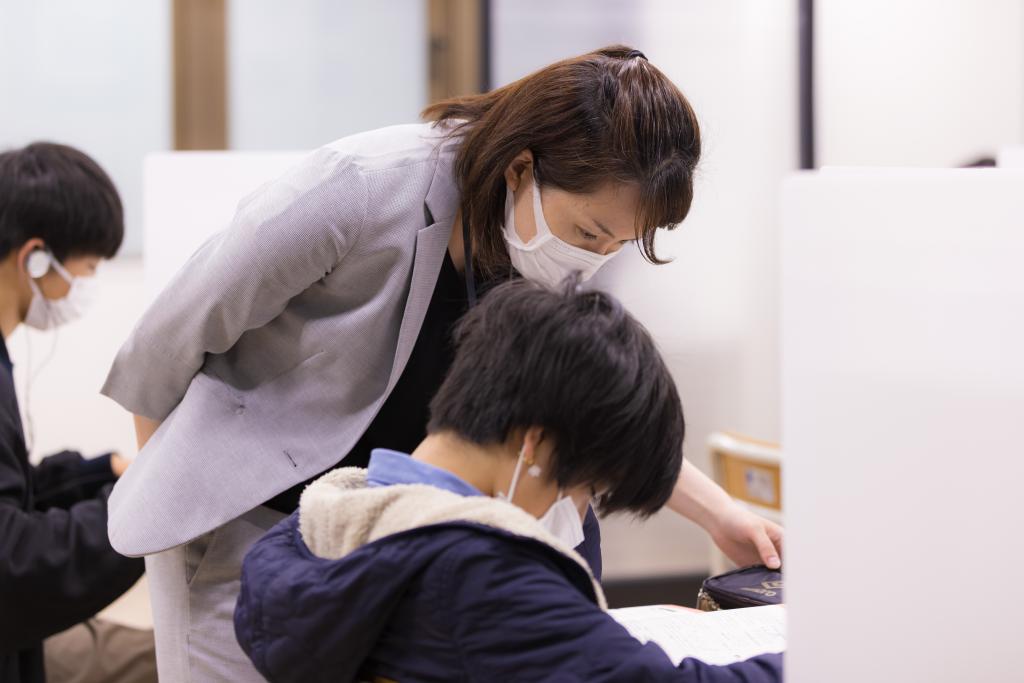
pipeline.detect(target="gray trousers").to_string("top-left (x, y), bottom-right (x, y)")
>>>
top-left (146, 505), bottom-right (285, 682)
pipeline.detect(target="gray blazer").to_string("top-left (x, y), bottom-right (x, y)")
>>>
top-left (102, 123), bottom-right (462, 556)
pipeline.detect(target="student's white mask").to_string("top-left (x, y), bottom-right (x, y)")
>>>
top-left (24, 251), bottom-right (98, 330)
top-left (536, 493), bottom-right (586, 550)
top-left (502, 177), bottom-right (616, 288)
top-left (498, 444), bottom-right (586, 549)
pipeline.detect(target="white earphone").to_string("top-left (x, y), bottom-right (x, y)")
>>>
top-left (26, 248), bottom-right (52, 279)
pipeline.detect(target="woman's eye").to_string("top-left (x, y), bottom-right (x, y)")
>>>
top-left (578, 228), bottom-right (598, 241)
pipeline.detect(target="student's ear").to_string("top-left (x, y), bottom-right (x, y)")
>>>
top-left (524, 426), bottom-right (563, 478)
top-left (16, 238), bottom-right (46, 277)
top-left (503, 149), bottom-right (535, 192)
top-left (514, 425), bottom-right (544, 468)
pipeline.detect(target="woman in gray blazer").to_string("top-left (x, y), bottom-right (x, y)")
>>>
top-left (103, 46), bottom-right (783, 681)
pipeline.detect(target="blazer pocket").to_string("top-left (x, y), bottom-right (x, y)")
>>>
top-left (239, 350), bottom-right (340, 433)
top-left (197, 350), bottom-right (331, 404)
top-left (184, 528), bottom-right (220, 586)
top-left (253, 350), bottom-right (333, 395)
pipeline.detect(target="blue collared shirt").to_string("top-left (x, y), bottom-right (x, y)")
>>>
top-left (366, 448), bottom-right (483, 498)
top-left (364, 447), bottom-right (603, 580)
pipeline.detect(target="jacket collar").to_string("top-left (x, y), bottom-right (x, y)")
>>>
top-left (422, 123), bottom-right (462, 230)
top-left (299, 467), bottom-right (607, 609)
top-left (384, 130), bottom-right (462, 396)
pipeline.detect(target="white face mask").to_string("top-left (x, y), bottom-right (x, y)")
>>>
top-left (498, 444), bottom-right (586, 549)
top-left (537, 493), bottom-right (586, 549)
top-left (502, 177), bottom-right (617, 288)
top-left (24, 253), bottom-right (98, 330)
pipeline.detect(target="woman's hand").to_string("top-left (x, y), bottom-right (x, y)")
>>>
top-left (704, 502), bottom-right (783, 569)
top-left (133, 414), bottom-right (162, 450)
top-left (110, 452), bottom-right (130, 478)
top-left (667, 459), bottom-right (784, 569)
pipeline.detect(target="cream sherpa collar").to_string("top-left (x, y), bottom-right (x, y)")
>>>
top-left (298, 467), bottom-right (607, 609)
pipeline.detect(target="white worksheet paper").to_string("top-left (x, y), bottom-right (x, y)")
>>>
top-left (608, 604), bottom-right (785, 666)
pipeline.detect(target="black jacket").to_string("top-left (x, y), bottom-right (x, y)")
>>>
top-left (0, 336), bottom-right (144, 683)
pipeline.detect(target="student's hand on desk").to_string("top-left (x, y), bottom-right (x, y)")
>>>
top-left (706, 502), bottom-right (783, 570)
top-left (110, 453), bottom-right (130, 478)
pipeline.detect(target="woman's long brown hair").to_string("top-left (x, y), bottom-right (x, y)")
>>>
top-left (423, 45), bottom-right (701, 277)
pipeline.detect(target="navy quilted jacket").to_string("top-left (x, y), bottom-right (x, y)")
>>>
top-left (235, 513), bottom-right (783, 683)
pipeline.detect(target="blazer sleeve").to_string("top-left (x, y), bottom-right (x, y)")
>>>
top-left (101, 148), bottom-right (370, 421)
top-left (0, 417), bottom-right (144, 649)
top-left (441, 543), bottom-right (783, 683)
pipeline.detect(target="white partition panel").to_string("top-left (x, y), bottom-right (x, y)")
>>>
top-left (781, 169), bottom-right (1024, 682)
top-left (142, 152), bottom-right (306, 302)
top-left (997, 146), bottom-right (1024, 167)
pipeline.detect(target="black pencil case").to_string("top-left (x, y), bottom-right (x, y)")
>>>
top-left (697, 564), bottom-right (783, 611)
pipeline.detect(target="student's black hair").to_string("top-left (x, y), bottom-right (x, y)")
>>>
top-left (0, 142), bottom-right (124, 262)
top-left (428, 275), bottom-right (685, 517)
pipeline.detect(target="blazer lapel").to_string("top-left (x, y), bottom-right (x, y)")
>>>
top-left (384, 150), bottom-right (460, 394)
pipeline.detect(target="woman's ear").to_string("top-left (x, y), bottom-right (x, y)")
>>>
top-left (503, 149), bottom-right (535, 192)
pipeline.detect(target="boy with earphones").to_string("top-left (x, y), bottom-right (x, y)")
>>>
top-left (0, 143), bottom-right (152, 683)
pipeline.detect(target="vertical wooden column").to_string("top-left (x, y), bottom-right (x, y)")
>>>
top-left (173, 0), bottom-right (228, 150)
top-left (428, 0), bottom-right (489, 103)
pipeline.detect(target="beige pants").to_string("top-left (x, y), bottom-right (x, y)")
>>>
top-left (146, 505), bottom-right (285, 682)
top-left (44, 618), bottom-right (157, 683)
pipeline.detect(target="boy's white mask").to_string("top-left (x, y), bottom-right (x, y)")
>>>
top-left (498, 443), bottom-right (586, 549)
top-left (24, 251), bottom-right (98, 330)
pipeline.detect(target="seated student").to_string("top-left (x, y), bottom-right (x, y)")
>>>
top-left (235, 277), bottom-right (783, 683)
top-left (0, 143), bottom-right (155, 683)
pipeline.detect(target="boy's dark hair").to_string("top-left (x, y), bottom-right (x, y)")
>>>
top-left (428, 276), bottom-right (685, 517)
top-left (0, 142), bottom-right (124, 262)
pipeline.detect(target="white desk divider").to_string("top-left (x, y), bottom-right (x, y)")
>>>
top-left (781, 168), bottom-right (1024, 683)
top-left (997, 146), bottom-right (1024, 167)
top-left (142, 151), bottom-right (307, 303)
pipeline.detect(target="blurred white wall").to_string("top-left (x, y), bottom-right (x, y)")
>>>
top-left (228, 0), bottom-right (427, 149)
top-left (998, 145), bottom-right (1024, 166)
top-left (817, 0), bottom-right (1024, 166)
top-left (492, 0), bottom-right (798, 578)
top-left (0, 0), bottom-right (172, 256)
